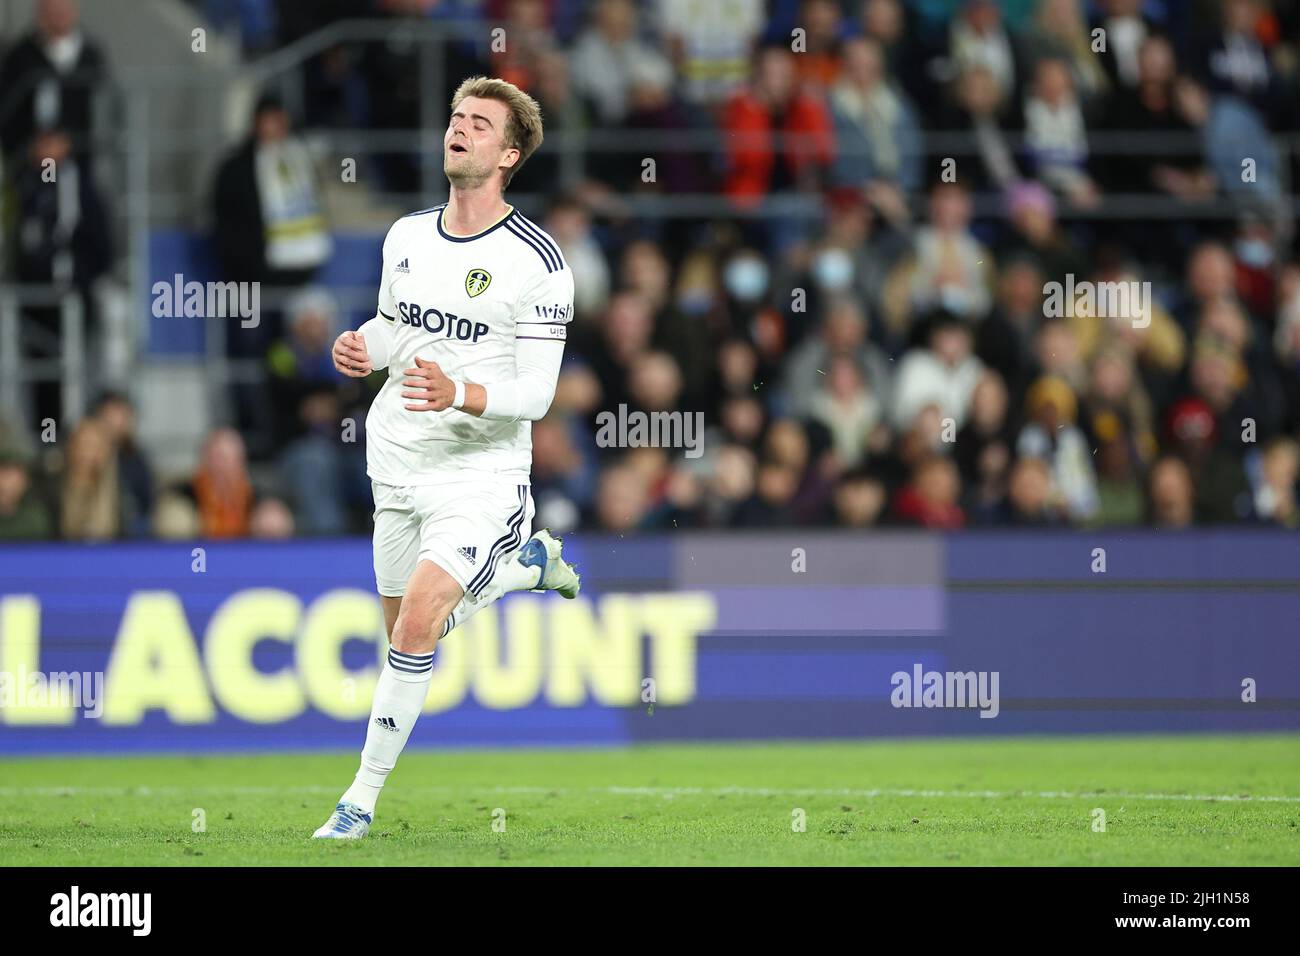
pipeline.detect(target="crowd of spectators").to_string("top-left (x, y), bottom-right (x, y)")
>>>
top-left (3, 0), bottom-right (1300, 540)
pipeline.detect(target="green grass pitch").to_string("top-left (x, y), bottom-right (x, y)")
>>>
top-left (1, 734), bottom-right (1297, 866)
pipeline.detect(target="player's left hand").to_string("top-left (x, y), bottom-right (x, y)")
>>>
top-left (402, 356), bottom-right (455, 412)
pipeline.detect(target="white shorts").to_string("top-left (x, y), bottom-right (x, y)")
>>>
top-left (371, 478), bottom-right (534, 599)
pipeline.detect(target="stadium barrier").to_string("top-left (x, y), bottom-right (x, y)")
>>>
top-left (0, 532), bottom-right (1296, 753)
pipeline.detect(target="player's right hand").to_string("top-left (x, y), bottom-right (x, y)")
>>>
top-left (333, 330), bottom-right (372, 377)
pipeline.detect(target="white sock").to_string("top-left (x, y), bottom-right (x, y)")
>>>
top-left (340, 647), bottom-right (434, 815)
top-left (439, 550), bottom-right (540, 638)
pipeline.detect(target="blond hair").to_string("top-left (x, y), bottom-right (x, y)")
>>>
top-left (450, 76), bottom-right (544, 188)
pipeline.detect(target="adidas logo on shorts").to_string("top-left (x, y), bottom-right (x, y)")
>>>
top-left (456, 546), bottom-right (477, 565)
top-left (395, 258), bottom-right (410, 273)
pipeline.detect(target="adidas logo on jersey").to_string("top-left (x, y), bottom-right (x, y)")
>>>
top-left (395, 258), bottom-right (410, 273)
top-left (457, 546), bottom-right (478, 565)
top-left (374, 716), bottom-right (399, 732)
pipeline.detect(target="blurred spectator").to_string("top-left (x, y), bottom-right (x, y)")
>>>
top-left (940, 63), bottom-right (1023, 194)
top-left (892, 312), bottom-right (985, 431)
top-left (188, 428), bottom-right (254, 538)
top-left (91, 391), bottom-right (153, 537)
top-left (1080, 345), bottom-right (1156, 466)
top-left (1204, 92), bottom-right (1281, 209)
top-left (1016, 374), bottom-right (1099, 521)
top-left (212, 93), bottom-right (332, 294)
top-left (955, 371), bottom-right (1015, 518)
top-left (10, 126), bottom-right (111, 287)
top-left (721, 45), bottom-right (834, 211)
top-left (579, 290), bottom-right (655, 415)
top-left (596, 461), bottom-right (649, 531)
top-left (279, 388), bottom-right (349, 536)
top-left (975, 255), bottom-right (1043, 406)
top-left (569, 0), bottom-right (672, 126)
top-left (830, 465), bottom-right (887, 527)
top-left (1193, 0), bottom-right (1280, 125)
top-left (506, 48), bottom-right (583, 194)
top-left (0, 446), bottom-right (51, 540)
top-left (9, 126), bottom-right (112, 425)
top-left (1274, 261), bottom-right (1300, 431)
top-left (1228, 212), bottom-right (1279, 317)
top-left (487, 0), bottom-right (560, 93)
top-left (60, 417), bottom-right (119, 540)
top-left (658, 0), bottom-right (766, 104)
top-left (829, 36), bottom-right (922, 196)
top-left (886, 183), bottom-right (992, 329)
top-left (1023, 56), bottom-right (1099, 208)
top-left (783, 195), bottom-right (906, 347)
top-left (250, 496), bottom-right (296, 538)
top-left (546, 196), bottom-right (610, 320)
top-left (1162, 396), bottom-right (1252, 523)
top-left (1104, 36), bottom-right (1216, 224)
top-left (617, 52), bottom-right (713, 198)
top-left (628, 351), bottom-right (685, 413)
top-left (0, 0), bottom-right (110, 161)
top-left (791, 0), bottom-right (845, 90)
top-left (1028, 0), bottom-right (1110, 101)
top-left (858, 0), bottom-right (928, 105)
top-left (947, 0), bottom-right (1022, 102)
top-left (1033, 317), bottom-right (1086, 391)
top-left (890, 454), bottom-right (965, 529)
top-left (1068, 267), bottom-right (1186, 411)
top-left (152, 490), bottom-right (200, 540)
top-left (807, 352), bottom-right (884, 467)
top-left (733, 460), bottom-right (801, 526)
top-left (1088, 413), bottom-right (1146, 527)
top-left (211, 92), bottom-right (334, 460)
top-left (707, 444), bottom-right (757, 526)
top-left (1250, 437), bottom-right (1299, 528)
top-left (267, 287), bottom-right (340, 445)
top-left (784, 297), bottom-right (892, 421)
top-left (531, 415), bottom-right (596, 531)
top-left (1179, 241), bottom-right (1245, 339)
top-left (1147, 454), bottom-right (1196, 528)
top-left (997, 180), bottom-right (1085, 288)
top-left (1091, 0), bottom-right (1155, 90)
top-left (1001, 455), bottom-right (1063, 525)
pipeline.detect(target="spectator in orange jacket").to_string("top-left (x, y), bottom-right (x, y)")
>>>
top-left (722, 45), bottom-right (835, 210)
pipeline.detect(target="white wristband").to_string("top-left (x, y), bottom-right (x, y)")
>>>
top-left (452, 379), bottom-right (467, 410)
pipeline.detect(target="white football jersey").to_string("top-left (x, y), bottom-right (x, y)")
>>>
top-left (365, 203), bottom-right (574, 485)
